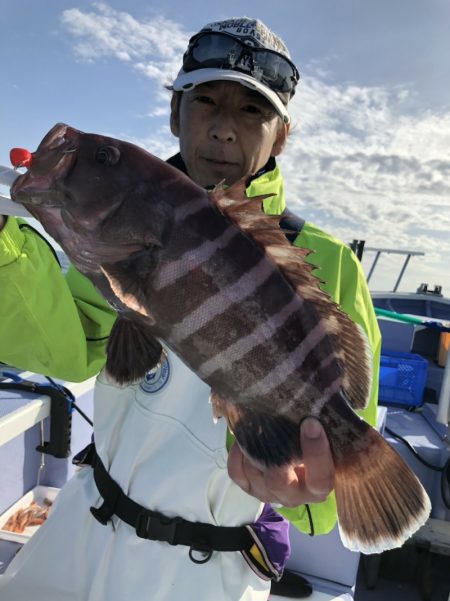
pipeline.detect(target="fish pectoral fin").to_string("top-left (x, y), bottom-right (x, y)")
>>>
top-left (100, 265), bottom-right (153, 320)
top-left (106, 316), bottom-right (163, 384)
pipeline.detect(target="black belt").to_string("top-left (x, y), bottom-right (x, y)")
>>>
top-left (88, 448), bottom-right (253, 560)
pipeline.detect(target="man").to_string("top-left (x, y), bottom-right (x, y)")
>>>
top-left (0, 17), bottom-right (380, 601)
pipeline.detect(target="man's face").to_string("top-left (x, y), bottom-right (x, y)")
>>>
top-left (170, 81), bottom-right (289, 187)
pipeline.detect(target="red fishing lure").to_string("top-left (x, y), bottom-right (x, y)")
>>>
top-left (10, 148), bottom-right (32, 169)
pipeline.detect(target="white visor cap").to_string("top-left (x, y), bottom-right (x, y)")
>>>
top-left (173, 68), bottom-right (291, 124)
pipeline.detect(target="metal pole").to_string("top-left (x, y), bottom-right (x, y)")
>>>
top-left (393, 254), bottom-right (412, 292)
top-left (367, 251), bottom-right (381, 283)
top-left (437, 342), bottom-right (450, 427)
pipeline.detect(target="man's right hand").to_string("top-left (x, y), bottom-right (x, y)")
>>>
top-left (227, 417), bottom-right (335, 507)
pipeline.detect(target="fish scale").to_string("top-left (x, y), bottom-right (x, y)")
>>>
top-left (151, 213), bottom-right (340, 411)
top-left (10, 122), bottom-right (431, 555)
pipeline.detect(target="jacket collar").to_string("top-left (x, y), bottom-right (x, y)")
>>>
top-left (166, 153), bottom-right (286, 215)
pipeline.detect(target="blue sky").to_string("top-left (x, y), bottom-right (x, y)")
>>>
top-left (1, 0), bottom-right (450, 294)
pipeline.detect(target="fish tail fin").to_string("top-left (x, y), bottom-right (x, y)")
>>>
top-left (334, 423), bottom-right (431, 554)
top-left (106, 317), bottom-right (162, 384)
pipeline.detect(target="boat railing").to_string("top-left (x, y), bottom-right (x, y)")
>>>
top-left (362, 247), bottom-right (449, 429)
top-left (350, 240), bottom-right (426, 292)
top-left (0, 164), bottom-right (31, 217)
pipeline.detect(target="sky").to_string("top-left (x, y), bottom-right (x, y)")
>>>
top-left (1, 0), bottom-right (450, 295)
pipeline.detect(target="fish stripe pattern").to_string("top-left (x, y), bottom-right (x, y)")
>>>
top-left (245, 320), bottom-right (331, 397)
top-left (154, 226), bottom-right (239, 290)
top-left (10, 122), bottom-right (431, 556)
top-left (171, 256), bottom-right (276, 344)
top-left (197, 295), bottom-right (301, 379)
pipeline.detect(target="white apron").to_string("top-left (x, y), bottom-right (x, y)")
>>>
top-left (0, 350), bottom-right (269, 601)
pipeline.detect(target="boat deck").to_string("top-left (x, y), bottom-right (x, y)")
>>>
top-left (355, 552), bottom-right (450, 601)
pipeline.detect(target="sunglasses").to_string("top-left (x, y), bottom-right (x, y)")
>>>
top-left (182, 32), bottom-right (300, 95)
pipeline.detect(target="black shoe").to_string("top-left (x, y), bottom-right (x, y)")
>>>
top-left (270, 569), bottom-right (313, 598)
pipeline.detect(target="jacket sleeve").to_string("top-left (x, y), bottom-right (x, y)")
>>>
top-left (277, 224), bottom-right (382, 535)
top-left (0, 217), bottom-right (116, 382)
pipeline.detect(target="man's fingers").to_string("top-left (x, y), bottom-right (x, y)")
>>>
top-left (228, 443), bottom-right (285, 503)
top-left (228, 421), bottom-right (335, 506)
top-left (262, 464), bottom-right (307, 507)
top-left (300, 417), bottom-right (335, 498)
top-left (229, 443), bottom-right (308, 506)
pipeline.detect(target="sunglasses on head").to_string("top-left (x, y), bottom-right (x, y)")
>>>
top-left (182, 31), bottom-right (300, 95)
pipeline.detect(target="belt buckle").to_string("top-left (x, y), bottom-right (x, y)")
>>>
top-left (136, 510), bottom-right (179, 545)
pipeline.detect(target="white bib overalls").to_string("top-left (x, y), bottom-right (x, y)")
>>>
top-left (0, 350), bottom-right (270, 600)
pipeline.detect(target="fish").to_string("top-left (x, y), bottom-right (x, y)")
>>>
top-left (10, 122), bottom-right (431, 554)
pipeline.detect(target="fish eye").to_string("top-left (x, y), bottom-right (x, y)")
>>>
top-left (95, 145), bottom-right (121, 166)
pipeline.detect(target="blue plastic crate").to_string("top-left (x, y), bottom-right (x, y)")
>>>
top-left (378, 350), bottom-right (428, 408)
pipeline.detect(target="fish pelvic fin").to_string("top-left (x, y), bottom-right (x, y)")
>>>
top-left (333, 419), bottom-right (431, 554)
top-left (210, 181), bottom-right (372, 412)
top-left (212, 392), bottom-right (300, 467)
top-left (106, 316), bottom-right (163, 384)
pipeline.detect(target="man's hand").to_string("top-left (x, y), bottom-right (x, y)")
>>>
top-left (227, 417), bottom-right (335, 507)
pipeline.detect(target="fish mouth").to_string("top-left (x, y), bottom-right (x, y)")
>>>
top-left (10, 123), bottom-right (79, 208)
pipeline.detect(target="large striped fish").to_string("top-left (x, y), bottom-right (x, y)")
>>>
top-left (10, 123), bottom-right (430, 554)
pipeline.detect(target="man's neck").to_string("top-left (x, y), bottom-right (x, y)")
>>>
top-left (166, 153), bottom-right (188, 174)
top-left (165, 153), bottom-right (277, 187)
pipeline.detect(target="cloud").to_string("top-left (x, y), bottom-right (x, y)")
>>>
top-left (279, 72), bottom-right (450, 291)
top-left (121, 125), bottom-right (179, 161)
top-left (60, 4), bottom-right (450, 293)
top-left (61, 2), bottom-right (189, 87)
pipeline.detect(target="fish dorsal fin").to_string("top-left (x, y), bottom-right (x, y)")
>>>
top-left (209, 180), bottom-right (372, 411)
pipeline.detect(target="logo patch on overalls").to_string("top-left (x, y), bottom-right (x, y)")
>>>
top-left (139, 350), bottom-right (170, 393)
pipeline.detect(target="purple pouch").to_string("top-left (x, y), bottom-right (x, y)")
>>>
top-left (242, 503), bottom-right (291, 581)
